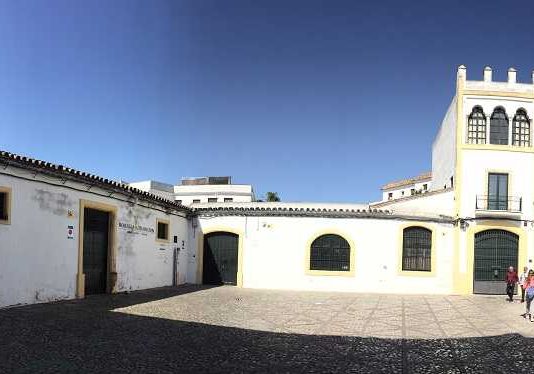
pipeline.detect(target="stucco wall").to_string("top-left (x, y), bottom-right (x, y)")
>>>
top-left (432, 97), bottom-right (457, 191)
top-left (194, 215), bottom-right (455, 294)
top-left (382, 180), bottom-right (432, 201)
top-left (0, 169), bottom-right (190, 308)
top-left (374, 190), bottom-right (454, 217)
top-left (459, 149), bottom-right (534, 218)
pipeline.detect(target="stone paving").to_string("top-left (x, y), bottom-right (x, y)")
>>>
top-left (2, 285), bottom-right (534, 373)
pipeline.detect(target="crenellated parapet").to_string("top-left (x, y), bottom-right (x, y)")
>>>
top-left (457, 65), bottom-right (534, 94)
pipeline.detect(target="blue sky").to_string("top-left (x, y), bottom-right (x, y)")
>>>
top-left (2, 0), bottom-right (534, 202)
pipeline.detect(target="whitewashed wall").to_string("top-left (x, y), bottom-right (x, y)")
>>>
top-left (0, 169), bottom-right (189, 308)
top-left (194, 215), bottom-right (455, 294)
top-left (432, 97), bottom-right (457, 192)
top-left (174, 184), bottom-right (254, 205)
top-left (458, 149), bottom-right (534, 218)
top-left (128, 180), bottom-right (175, 201)
top-left (382, 180), bottom-right (432, 201)
top-left (374, 190), bottom-right (454, 217)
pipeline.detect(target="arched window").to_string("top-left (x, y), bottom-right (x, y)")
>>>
top-left (310, 234), bottom-right (350, 271)
top-left (512, 108), bottom-right (530, 147)
top-left (402, 227), bottom-right (432, 272)
top-left (467, 106), bottom-right (486, 144)
top-left (490, 107), bottom-right (509, 145)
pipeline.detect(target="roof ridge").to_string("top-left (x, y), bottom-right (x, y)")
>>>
top-left (0, 149), bottom-right (190, 213)
top-left (381, 171), bottom-right (432, 190)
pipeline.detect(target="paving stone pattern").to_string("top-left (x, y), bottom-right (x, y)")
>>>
top-left (1, 285), bottom-right (534, 373)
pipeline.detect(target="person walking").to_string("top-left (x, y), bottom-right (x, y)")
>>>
top-left (506, 266), bottom-right (518, 302)
top-left (522, 270), bottom-right (534, 321)
top-left (519, 266), bottom-right (529, 303)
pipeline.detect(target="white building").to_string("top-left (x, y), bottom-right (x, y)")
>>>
top-left (129, 176), bottom-right (255, 206)
top-left (191, 65), bottom-right (534, 296)
top-left (2, 65), bottom-right (534, 308)
top-left (0, 152), bottom-right (190, 308)
top-left (381, 171), bottom-right (432, 201)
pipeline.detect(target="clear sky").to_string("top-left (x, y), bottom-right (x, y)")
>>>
top-left (2, 0), bottom-right (534, 202)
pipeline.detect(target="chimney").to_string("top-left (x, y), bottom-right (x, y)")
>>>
top-left (508, 67), bottom-right (517, 84)
top-left (483, 66), bottom-right (492, 82)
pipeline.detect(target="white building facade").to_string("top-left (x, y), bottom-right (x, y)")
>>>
top-left (381, 172), bottom-right (432, 201)
top-left (0, 152), bottom-right (191, 308)
top-left (129, 176), bottom-right (255, 206)
top-left (2, 65), bottom-right (534, 308)
top-left (191, 66), bottom-right (534, 297)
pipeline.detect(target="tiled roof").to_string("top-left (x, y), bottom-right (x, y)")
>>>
top-left (371, 187), bottom-right (453, 208)
top-left (193, 203), bottom-right (454, 223)
top-left (193, 204), bottom-right (391, 218)
top-left (381, 171), bottom-right (432, 191)
top-left (0, 150), bottom-right (190, 213)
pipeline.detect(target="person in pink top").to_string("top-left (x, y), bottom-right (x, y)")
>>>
top-left (522, 270), bottom-right (534, 321)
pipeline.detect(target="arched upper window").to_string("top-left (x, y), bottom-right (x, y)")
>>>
top-left (402, 227), bottom-right (432, 272)
top-left (310, 234), bottom-right (350, 272)
top-left (490, 107), bottom-right (509, 145)
top-left (512, 108), bottom-right (530, 147)
top-left (467, 106), bottom-right (486, 144)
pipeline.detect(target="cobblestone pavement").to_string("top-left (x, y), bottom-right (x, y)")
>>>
top-left (2, 285), bottom-right (534, 373)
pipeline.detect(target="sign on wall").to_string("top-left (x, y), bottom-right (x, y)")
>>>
top-left (118, 221), bottom-right (155, 236)
top-left (67, 225), bottom-right (74, 239)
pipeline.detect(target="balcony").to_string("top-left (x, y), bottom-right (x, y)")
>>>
top-left (475, 195), bottom-right (522, 215)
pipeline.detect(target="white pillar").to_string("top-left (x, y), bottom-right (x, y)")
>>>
top-left (508, 67), bottom-right (517, 84)
top-left (484, 66), bottom-right (492, 82)
top-left (457, 65), bottom-right (466, 89)
top-left (486, 115), bottom-right (491, 144)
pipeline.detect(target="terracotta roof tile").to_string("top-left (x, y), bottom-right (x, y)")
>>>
top-left (0, 150), bottom-right (190, 213)
top-left (381, 171), bottom-right (432, 191)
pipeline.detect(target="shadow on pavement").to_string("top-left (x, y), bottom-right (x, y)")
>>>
top-left (1, 285), bottom-right (533, 373)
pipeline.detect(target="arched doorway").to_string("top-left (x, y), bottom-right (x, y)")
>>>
top-left (474, 229), bottom-right (518, 294)
top-left (202, 232), bottom-right (239, 285)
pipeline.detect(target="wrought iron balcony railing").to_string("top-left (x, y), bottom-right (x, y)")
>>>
top-left (475, 195), bottom-right (522, 213)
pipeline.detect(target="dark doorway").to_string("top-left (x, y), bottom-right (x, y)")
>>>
top-left (83, 208), bottom-right (110, 295)
top-left (474, 229), bottom-right (518, 294)
top-left (202, 232), bottom-right (238, 285)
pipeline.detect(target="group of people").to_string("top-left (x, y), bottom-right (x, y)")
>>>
top-left (506, 266), bottom-right (534, 321)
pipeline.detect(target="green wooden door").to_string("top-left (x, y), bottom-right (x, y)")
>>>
top-left (203, 232), bottom-right (238, 285)
top-left (474, 229), bottom-right (518, 294)
top-left (83, 208), bottom-right (109, 295)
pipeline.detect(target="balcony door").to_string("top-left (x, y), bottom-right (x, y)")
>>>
top-left (488, 173), bottom-right (508, 211)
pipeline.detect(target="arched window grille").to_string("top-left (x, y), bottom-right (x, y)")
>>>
top-left (467, 106), bottom-right (487, 144)
top-left (512, 109), bottom-right (530, 147)
top-left (402, 227), bottom-right (432, 272)
top-left (310, 234), bottom-right (350, 271)
top-left (490, 107), bottom-right (509, 145)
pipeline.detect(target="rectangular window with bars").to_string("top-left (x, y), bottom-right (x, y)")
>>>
top-left (402, 227), bottom-right (432, 272)
top-left (156, 220), bottom-right (169, 241)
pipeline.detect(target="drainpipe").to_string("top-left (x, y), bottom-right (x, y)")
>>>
top-left (173, 244), bottom-right (178, 287)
